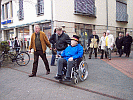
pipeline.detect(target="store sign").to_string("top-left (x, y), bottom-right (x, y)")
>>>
top-left (7, 20), bottom-right (12, 23)
top-left (1, 20), bottom-right (12, 24)
top-left (1, 21), bottom-right (7, 24)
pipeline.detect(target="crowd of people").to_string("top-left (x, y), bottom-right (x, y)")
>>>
top-left (89, 30), bottom-right (132, 60)
top-left (28, 24), bottom-right (132, 81)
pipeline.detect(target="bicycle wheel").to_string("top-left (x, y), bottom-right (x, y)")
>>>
top-left (16, 52), bottom-right (30, 66)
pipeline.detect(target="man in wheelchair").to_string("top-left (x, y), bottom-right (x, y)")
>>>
top-left (54, 35), bottom-right (83, 82)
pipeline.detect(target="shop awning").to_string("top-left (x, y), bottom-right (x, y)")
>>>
top-left (1, 19), bottom-right (51, 30)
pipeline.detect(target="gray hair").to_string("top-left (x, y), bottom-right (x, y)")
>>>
top-left (107, 30), bottom-right (110, 33)
top-left (119, 33), bottom-right (122, 35)
top-left (34, 24), bottom-right (40, 30)
top-left (126, 32), bottom-right (129, 35)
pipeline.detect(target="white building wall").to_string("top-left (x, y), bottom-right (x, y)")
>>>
top-left (53, 0), bottom-right (133, 29)
top-left (1, 0), bottom-right (52, 28)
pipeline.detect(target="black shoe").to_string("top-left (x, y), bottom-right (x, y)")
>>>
top-left (64, 77), bottom-right (71, 82)
top-left (54, 75), bottom-right (62, 80)
top-left (100, 57), bottom-right (103, 59)
top-left (46, 71), bottom-right (50, 75)
top-left (29, 74), bottom-right (36, 77)
top-left (88, 57), bottom-right (91, 59)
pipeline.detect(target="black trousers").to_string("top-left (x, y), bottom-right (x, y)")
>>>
top-left (117, 48), bottom-right (122, 57)
top-left (32, 50), bottom-right (50, 75)
top-left (101, 50), bottom-right (107, 59)
top-left (89, 48), bottom-right (97, 58)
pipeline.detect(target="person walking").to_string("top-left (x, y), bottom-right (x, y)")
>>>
top-left (115, 33), bottom-right (123, 57)
top-left (14, 36), bottom-right (20, 53)
top-left (88, 30), bottom-right (99, 59)
top-left (123, 32), bottom-right (132, 57)
top-left (28, 25), bottom-right (51, 77)
top-left (49, 28), bottom-right (57, 66)
top-left (105, 30), bottom-right (115, 60)
top-left (99, 32), bottom-right (107, 59)
top-left (50, 27), bottom-right (71, 57)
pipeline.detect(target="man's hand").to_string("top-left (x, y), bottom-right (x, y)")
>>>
top-left (68, 57), bottom-right (73, 61)
top-left (29, 50), bottom-right (31, 53)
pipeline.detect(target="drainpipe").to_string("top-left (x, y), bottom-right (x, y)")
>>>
top-left (106, 0), bottom-right (108, 30)
top-left (51, 0), bottom-right (54, 34)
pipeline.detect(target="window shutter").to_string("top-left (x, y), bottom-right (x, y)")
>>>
top-left (37, 0), bottom-right (44, 15)
top-left (19, 0), bottom-right (24, 20)
top-left (116, 1), bottom-right (128, 22)
top-left (74, 0), bottom-right (95, 16)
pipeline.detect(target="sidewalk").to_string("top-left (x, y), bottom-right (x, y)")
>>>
top-left (101, 51), bottom-right (133, 79)
top-left (0, 51), bottom-right (133, 100)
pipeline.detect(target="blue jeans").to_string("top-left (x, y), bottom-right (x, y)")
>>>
top-left (57, 50), bottom-right (64, 56)
top-left (51, 54), bottom-right (56, 65)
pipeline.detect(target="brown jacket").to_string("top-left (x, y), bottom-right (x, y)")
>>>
top-left (29, 31), bottom-right (51, 53)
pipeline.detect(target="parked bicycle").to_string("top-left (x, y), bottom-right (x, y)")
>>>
top-left (0, 44), bottom-right (30, 66)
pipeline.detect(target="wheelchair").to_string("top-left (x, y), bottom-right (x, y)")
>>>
top-left (59, 58), bottom-right (88, 84)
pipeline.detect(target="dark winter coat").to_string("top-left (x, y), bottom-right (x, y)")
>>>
top-left (14, 39), bottom-right (20, 47)
top-left (123, 35), bottom-right (132, 53)
top-left (49, 32), bottom-right (71, 51)
top-left (115, 37), bottom-right (123, 49)
top-left (49, 33), bottom-right (57, 55)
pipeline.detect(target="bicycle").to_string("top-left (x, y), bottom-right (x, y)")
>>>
top-left (0, 44), bottom-right (30, 66)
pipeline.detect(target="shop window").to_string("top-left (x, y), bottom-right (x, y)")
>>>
top-left (116, 0), bottom-right (128, 22)
top-left (19, 0), bottom-right (24, 20)
top-left (74, 0), bottom-right (96, 17)
top-left (36, 0), bottom-right (44, 15)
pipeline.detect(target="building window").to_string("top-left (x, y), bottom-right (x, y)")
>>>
top-left (11, 1), bottom-right (13, 17)
top-left (116, 0), bottom-right (128, 22)
top-left (19, 0), bottom-right (24, 20)
top-left (2, 5), bottom-right (5, 20)
top-left (36, 0), bottom-right (44, 15)
top-left (6, 3), bottom-right (10, 19)
top-left (74, 0), bottom-right (96, 17)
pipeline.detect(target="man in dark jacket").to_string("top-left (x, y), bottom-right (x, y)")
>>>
top-left (88, 30), bottom-right (99, 59)
top-left (49, 27), bottom-right (71, 57)
top-left (49, 28), bottom-right (57, 66)
top-left (115, 33), bottom-right (123, 57)
top-left (123, 32), bottom-right (132, 57)
top-left (14, 36), bottom-right (20, 53)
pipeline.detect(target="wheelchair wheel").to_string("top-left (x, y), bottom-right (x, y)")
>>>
top-left (78, 61), bottom-right (88, 81)
top-left (16, 52), bottom-right (30, 66)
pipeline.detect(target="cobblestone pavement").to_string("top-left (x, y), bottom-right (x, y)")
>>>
top-left (0, 51), bottom-right (133, 100)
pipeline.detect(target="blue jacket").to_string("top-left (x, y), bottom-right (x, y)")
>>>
top-left (61, 44), bottom-right (83, 61)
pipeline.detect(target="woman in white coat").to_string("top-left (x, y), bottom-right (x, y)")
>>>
top-left (99, 32), bottom-right (107, 59)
